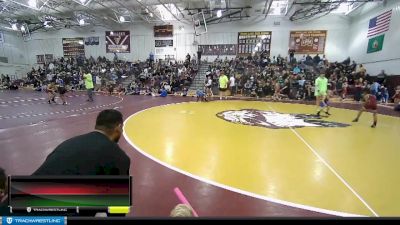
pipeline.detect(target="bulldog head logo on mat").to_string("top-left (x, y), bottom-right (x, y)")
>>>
top-left (216, 109), bottom-right (350, 129)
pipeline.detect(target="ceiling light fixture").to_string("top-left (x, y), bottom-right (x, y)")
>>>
top-left (217, 10), bottom-right (222, 18)
top-left (119, 16), bottom-right (125, 22)
top-left (9, 0), bottom-right (48, 11)
top-left (20, 25), bottom-right (26, 32)
top-left (28, 0), bottom-right (37, 8)
top-left (71, 0), bottom-right (94, 6)
top-left (44, 21), bottom-right (52, 28)
top-left (11, 23), bottom-right (18, 30)
top-left (79, 19), bottom-right (85, 25)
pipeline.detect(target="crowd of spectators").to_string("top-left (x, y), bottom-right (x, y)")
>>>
top-left (1, 54), bottom-right (198, 96)
top-left (0, 51), bottom-right (399, 110)
top-left (203, 52), bottom-right (398, 108)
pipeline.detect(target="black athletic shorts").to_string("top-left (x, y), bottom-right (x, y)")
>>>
top-left (219, 88), bottom-right (228, 92)
top-left (58, 87), bottom-right (66, 95)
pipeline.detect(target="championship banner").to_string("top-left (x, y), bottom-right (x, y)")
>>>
top-left (106, 31), bottom-right (130, 53)
top-left (237, 31), bottom-right (271, 56)
top-left (198, 44), bottom-right (237, 55)
top-left (36, 55), bottom-right (45, 64)
top-left (367, 34), bottom-right (384, 54)
top-left (154, 25), bottom-right (173, 37)
top-left (44, 54), bottom-right (53, 64)
top-left (62, 38), bottom-right (85, 58)
top-left (289, 30), bottom-right (327, 54)
top-left (85, 36), bottom-right (99, 45)
top-left (37, 54), bottom-right (53, 64)
top-left (155, 40), bottom-right (173, 47)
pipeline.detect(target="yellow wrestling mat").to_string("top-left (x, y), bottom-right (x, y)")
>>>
top-left (123, 101), bottom-right (400, 216)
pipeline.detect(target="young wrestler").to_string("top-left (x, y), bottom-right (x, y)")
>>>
top-left (352, 89), bottom-right (378, 128)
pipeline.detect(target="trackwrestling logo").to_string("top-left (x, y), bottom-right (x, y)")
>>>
top-left (3, 217), bottom-right (64, 225)
top-left (216, 109), bottom-right (350, 129)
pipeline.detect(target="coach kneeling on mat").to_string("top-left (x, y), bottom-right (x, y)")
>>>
top-left (33, 109), bottom-right (130, 176)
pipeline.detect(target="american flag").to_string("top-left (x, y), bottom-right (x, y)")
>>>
top-left (367, 10), bottom-right (392, 37)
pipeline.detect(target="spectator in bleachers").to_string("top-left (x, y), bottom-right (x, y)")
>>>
top-left (342, 57), bottom-right (351, 66)
top-left (156, 88), bottom-right (168, 97)
top-left (392, 87), bottom-right (400, 111)
top-left (380, 85), bottom-right (389, 104)
top-left (370, 81), bottom-right (380, 96)
top-left (357, 64), bottom-right (367, 78)
top-left (196, 89), bottom-right (207, 102)
top-left (313, 54), bottom-right (321, 65)
top-left (229, 75), bottom-right (236, 96)
top-left (293, 64), bottom-right (301, 75)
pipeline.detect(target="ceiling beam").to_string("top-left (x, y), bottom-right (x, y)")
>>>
top-left (285, 0), bottom-right (295, 16)
top-left (205, 9), bottom-right (243, 23)
top-left (345, 2), bottom-right (366, 15)
top-left (174, 3), bottom-right (186, 19)
top-left (133, 0), bottom-right (164, 22)
top-left (94, 0), bottom-right (130, 23)
top-left (108, 0), bottom-right (153, 23)
top-left (293, 0), bottom-right (382, 4)
top-left (65, 0), bottom-right (117, 27)
top-left (262, 0), bottom-right (269, 15)
top-left (157, 0), bottom-right (190, 24)
top-left (185, 6), bottom-right (252, 11)
top-left (264, 0), bottom-right (274, 19)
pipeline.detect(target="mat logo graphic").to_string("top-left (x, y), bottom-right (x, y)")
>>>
top-left (7, 217), bottom-right (12, 224)
top-left (217, 109), bottom-right (350, 129)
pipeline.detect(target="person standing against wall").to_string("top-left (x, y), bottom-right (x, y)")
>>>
top-left (83, 68), bottom-right (94, 102)
top-left (149, 52), bottom-right (155, 68)
top-left (205, 74), bottom-right (213, 98)
top-left (229, 74), bottom-right (236, 96)
top-left (197, 49), bottom-right (202, 66)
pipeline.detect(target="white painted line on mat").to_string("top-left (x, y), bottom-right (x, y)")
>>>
top-left (266, 104), bottom-right (378, 217)
top-left (122, 101), bottom-right (365, 217)
top-left (290, 127), bottom-right (378, 217)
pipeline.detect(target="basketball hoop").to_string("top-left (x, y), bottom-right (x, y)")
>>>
top-left (192, 11), bottom-right (207, 36)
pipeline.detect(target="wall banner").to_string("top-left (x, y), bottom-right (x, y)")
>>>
top-left (106, 31), bottom-right (130, 53)
top-left (289, 30), bottom-right (327, 54)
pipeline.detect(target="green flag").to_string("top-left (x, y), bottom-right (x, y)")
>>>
top-left (367, 34), bottom-right (384, 53)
